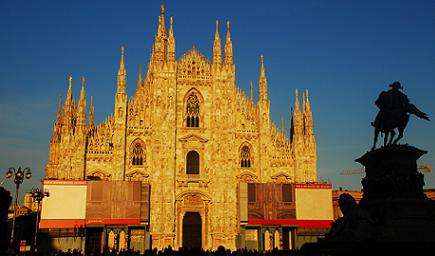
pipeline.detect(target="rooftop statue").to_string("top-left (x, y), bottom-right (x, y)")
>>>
top-left (372, 81), bottom-right (429, 150)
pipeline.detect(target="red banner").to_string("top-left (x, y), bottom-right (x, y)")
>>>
top-left (248, 219), bottom-right (332, 228)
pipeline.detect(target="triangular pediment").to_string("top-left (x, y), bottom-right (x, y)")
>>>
top-left (271, 171), bottom-right (291, 179)
top-left (178, 133), bottom-right (208, 143)
top-left (236, 170), bottom-right (258, 180)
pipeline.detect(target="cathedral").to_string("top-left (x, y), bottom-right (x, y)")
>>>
top-left (43, 5), bottom-right (320, 252)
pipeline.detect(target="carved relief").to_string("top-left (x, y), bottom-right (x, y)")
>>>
top-left (177, 48), bottom-right (211, 82)
top-left (126, 171), bottom-right (149, 182)
top-left (87, 170), bottom-right (111, 180)
top-left (184, 194), bottom-right (203, 206)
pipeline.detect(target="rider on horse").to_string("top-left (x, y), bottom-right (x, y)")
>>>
top-left (372, 81), bottom-right (429, 150)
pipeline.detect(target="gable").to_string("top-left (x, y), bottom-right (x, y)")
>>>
top-left (177, 47), bottom-right (211, 82)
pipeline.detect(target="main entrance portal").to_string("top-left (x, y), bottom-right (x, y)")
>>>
top-left (182, 212), bottom-right (202, 249)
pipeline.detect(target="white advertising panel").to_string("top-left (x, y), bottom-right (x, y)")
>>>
top-left (295, 184), bottom-right (333, 220)
top-left (41, 180), bottom-right (87, 220)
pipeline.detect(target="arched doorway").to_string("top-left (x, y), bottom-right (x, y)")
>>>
top-left (183, 212), bottom-right (202, 249)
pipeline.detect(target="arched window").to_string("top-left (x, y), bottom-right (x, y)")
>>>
top-left (240, 145), bottom-right (251, 168)
top-left (131, 141), bottom-right (144, 166)
top-left (186, 93), bottom-right (200, 127)
top-left (186, 151), bottom-right (200, 174)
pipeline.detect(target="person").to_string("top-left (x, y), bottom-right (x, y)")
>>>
top-left (373, 81), bottom-right (409, 131)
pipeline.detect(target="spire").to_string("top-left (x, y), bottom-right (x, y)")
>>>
top-left (224, 21), bottom-right (233, 64)
top-left (135, 65), bottom-right (143, 96)
top-left (62, 76), bottom-right (74, 135)
top-left (117, 46), bottom-right (126, 93)
top-left (88, 96), bottom-right (95, 129)
top-left (158, 4), bottom-right (166, 38)
top-left (137, 65), bottom-right (143, 86)
top-left (77, 76), bottom-right (87, 130)
top-left (304, 88), bottom-right (311, 113)
top-left (290, 107), bottom-right (294, 142)
top-left (56, 95), bottom-right (63, 122)
top-left (119, 46), bottom-right (125, 69)
top-left (281, 114), bottom-right (285, 134)
top-left (303, 88), bottom-right (314, 137)
top-left (65, 75), bottom-right (73, 107)
top-left (167, 16), bottom-right (176, 62)
top-left (79, 76), bottom-right (86, 103)
top-left (51, 95), bottom-right (64, 144)
top-left (292, 88), bottom-right (304, 138)
top-left (259, 55), bottom-right (268, 101)
top-left (213, 20), bottom-right (222, 64)
top-left (249, 80), bottom-right (254, 102)
top-left (294, 88), bottom-right (300, 113)
top-left (153, 4), bottom-right (167, 62)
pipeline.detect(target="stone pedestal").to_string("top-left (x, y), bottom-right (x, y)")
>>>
top-left (357, 145), bottom-right (427, 202)
top-left (355, 145), bottom-right (435, 244)
top-left (301, 145), bottom-right (435, 255)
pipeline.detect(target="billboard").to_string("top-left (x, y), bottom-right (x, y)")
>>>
top-left (246, 183), bottom-right (296, 220)
top-left (242, 183), bottom-right (333, 228)
top-left (40, 180), bottom-right (87, 228)
top-left (86, 181), bottom-right (149, 225)
top-left (40, 180), bottom-right (150, 228)
top-left (295, 183), bottom-right (333, 221)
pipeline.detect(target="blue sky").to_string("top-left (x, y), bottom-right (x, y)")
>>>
top-left (1, 0), bottom-right (434, 200)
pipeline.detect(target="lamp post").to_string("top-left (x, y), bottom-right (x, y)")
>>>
top-left (5, 167), bottom-right (32, 246)
top-left (30, 188), bottom-right (49, 252)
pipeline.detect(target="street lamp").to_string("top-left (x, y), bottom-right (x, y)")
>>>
top-left (5, 167), bottom-right (32, 246)
top-left (30, 188), bottom-right (49, 252)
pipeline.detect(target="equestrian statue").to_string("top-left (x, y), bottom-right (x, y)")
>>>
top-left (372, 81), bottom-right (429, 150)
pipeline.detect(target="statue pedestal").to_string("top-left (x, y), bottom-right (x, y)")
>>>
top-left (357, 145), bottom-right (427, 202)
top-left (355, 145), bottom-right (435, 244)
top-left (301, 145), bottom-right (435, 255)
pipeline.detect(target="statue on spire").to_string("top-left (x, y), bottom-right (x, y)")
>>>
top-left (372, 81), bottom-right (429, 150)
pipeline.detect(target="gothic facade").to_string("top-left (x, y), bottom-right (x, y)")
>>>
top-left (45, 5), bottom-right (316, 250)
